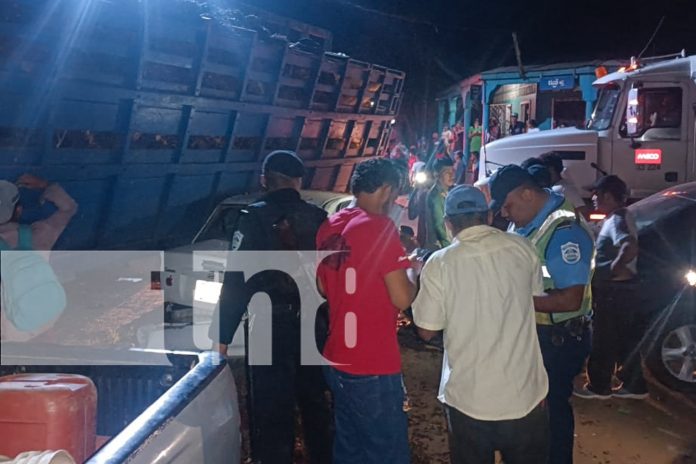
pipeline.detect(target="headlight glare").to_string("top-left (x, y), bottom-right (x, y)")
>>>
top-left (686, 270), bottom-right (696, 287)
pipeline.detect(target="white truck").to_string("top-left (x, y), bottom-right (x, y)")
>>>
top-left (479, 54), bottom-right (696, 199)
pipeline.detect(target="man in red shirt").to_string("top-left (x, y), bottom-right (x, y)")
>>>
top-left (317, 158), bottom-right (417, 464)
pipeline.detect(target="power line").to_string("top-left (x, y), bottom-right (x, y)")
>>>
top-left (637, 16), bottom-right (666, 59)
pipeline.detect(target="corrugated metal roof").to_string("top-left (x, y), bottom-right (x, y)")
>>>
top-left (481, 59), bottom-right (624, 78)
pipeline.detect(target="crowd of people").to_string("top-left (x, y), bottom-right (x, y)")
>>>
top-left (388, 118), bottom-right (483, 189)
top-left (389, 112), bottom-right (545, 196)
top-left (0, 146), bottom-right (647, 464)
top-left (209, 147), bottom-right (648, 464)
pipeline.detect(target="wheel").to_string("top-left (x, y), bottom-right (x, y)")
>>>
top-left (646, 323), bottom-right (696, 393)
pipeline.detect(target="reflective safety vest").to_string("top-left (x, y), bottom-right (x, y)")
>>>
top-left (528, 199), bottom-right (595, 325)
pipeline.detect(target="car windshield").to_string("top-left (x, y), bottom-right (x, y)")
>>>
top-left (629, 183), bottom-right (696, 232)
top-left (587, 85), bottom-right (621, 131)
top-left (193, 205), bottom-right (242, 243)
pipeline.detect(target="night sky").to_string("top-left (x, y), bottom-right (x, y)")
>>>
top-left (243, 0), bottom-right (696, 138)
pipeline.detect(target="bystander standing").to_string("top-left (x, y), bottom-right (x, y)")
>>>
top-left (317, 158), bottom-right (417, 464)
top-left (509, 113), bottom-right (525, 135)
top-left (425, 158), bottom-right (455, 250)
top-left (575, 175), bottom-right (648, 400)
top-left (413, 185), bottom-right (550, 464)
top-left (467, 118), bottom-right (483, 177)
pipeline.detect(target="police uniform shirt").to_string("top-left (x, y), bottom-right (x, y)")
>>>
top-left (513, 191), bottom-right (594, 290)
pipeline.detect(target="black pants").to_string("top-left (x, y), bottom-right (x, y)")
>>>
top-left (537, 322), bottom-right (592, 464)
top-left (587, 282), bottom-right (648, 394)
top-left (247, 310), bottom-right (333, 464)
top-left (445, 403), bottom-right (549, 464)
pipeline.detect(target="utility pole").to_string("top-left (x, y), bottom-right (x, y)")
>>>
top-left (512, 32), bottom-right (526, 80)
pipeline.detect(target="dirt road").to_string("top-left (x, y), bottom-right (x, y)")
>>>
top-left (402, 332), bottom-right (696, 464)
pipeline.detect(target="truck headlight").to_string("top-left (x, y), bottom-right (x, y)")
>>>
top-left (194, 280), bottom-right (223, 304)
top-left (686, 270), bottom-right (696, 287)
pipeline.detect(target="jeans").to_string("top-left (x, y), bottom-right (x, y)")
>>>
top-left (587, 282), bottom-right (648, 393)
top-left (445, 403), bottom-right (549, 464)
top-left (537, 322), bottom-right (592, 464)
top-left (247, 311), bottom-right (333, 464)
top-left (323, 366), bottom-right (410, 464)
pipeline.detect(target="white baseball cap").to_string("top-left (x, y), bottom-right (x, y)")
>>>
top-left (0, 180), bottom-right (19, 224)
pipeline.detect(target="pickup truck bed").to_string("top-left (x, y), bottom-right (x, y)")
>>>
top-left (0, 346), bottom-right (240, 463)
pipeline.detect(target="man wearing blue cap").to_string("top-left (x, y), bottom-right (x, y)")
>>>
top-left (412, 185), bottom-right (550, 464)
top-left (488, 165), bottom-right (595, 464)
top-left (211, 150), bottom-right (333, 464)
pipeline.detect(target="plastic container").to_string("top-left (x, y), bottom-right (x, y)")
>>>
top-left (0, 374), bottom-right (97, 463)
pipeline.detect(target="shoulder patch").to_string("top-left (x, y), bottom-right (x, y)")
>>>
top-left (231, 230), bottom-right (244, 250)
top-left (560, 241), bottom-right (581, 264)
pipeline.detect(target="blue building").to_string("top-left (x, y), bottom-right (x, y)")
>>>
top-left (480, 60), bottom-right (621, 136)
top-left (436, 60), bottom-right (623, 155)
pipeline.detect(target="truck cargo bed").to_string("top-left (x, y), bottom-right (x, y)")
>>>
top-left (0, 0), bottom-right (405, 250)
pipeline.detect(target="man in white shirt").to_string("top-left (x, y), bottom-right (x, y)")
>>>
top-left (412, 185), bottom-right (549, 464)
top-left (539, 152), bottom-right (588, 217)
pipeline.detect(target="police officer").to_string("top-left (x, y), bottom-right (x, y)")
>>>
top-left (211, 150), bottom-right (333, 464)
top-left (489, 165), bottom-right (595, 464)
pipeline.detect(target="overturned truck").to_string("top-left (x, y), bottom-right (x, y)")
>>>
top-left (0, 0), bottom-right (405, 249)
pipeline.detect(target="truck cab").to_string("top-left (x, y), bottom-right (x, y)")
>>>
top-left (479, 54), bottom-right (696, 199)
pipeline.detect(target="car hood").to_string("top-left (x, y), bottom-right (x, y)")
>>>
top-left (164, 239), bottom-right (229, 272)
top-left (481, 128), bottom-right (600, 189)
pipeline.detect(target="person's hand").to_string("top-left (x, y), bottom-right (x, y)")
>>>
top-left (610, 260), bottom-right (633, 281)
top-left (16, 174), bottom-right (49, 190)
top-left (408, 252), bottom-right (423, 275)
top-left (214, 343), bottom-right (228, 357)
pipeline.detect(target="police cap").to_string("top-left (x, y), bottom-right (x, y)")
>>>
top-left (262, 150), bottom-right (306, 178)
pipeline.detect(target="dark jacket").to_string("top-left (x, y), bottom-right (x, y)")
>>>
top-left (211, 189), bottom-right (327, 344)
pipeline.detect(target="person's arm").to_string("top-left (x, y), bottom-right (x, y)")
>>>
top-left (384, 268), bottom-right (417, 311)
top-left (533, 223), bottom-right (594, 314)
top-left (209, 211), bottom-right (257, 355)
top-left (534, 285), bottom-right (586, 313)
top-left (380, 220), bottom-right (417, 311)
top-left (19, 174), bottom-right (78, 250)
top-left (609, 211), bottom-right (638, 277)
top-left (316, 275), bottom-right (326, 298)
top-left (411, 257), bottom-right (445, 341)
top-left (611, 237), bottom-right (638, 276)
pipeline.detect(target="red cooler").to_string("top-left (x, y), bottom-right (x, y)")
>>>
top-left (0, 374), bottom-right (97, 463)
